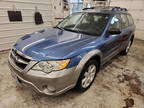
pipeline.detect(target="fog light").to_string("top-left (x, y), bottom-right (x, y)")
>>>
top-left (42, 85), bottom-right (56, 93)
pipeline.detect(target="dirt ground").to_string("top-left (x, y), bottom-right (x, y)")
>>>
top-left (0, 40), bottom-right (144, 108)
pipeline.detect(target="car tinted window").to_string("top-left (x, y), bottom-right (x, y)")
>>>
top-left (120, 14), bottom-right (129, 29)
top-left (127, 15), bottom-right (134, 26)
top-left (109, 14), bottom-right (121, 29)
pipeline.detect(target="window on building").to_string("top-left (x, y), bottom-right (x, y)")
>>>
top-left (86, 3), bottom-right (91, 8)
top-left (70, 0), bottom-right (83, 13)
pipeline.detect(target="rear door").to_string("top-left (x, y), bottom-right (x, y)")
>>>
top-left (119, 14), bottom-right (130, 43)
top-left (126, 14), bottom-right (135, 40)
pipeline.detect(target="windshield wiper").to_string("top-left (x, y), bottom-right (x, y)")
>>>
top-left (78, 30), bottom-right (99, 36)
top-left (54, 26), bottom-right (64, 30)
top-left (54, 26), bottom-right (80, 34)
top-left (63, 28), bottom-right (79, 33)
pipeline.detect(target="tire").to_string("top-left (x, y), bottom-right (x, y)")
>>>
top-left (76, 60), bottom-right (99, 92)
top-left (120, 39), bottom-right (132, 55)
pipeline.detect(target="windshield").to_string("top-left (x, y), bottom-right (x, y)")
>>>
top-left (56, 13), bottom-right (110, 36)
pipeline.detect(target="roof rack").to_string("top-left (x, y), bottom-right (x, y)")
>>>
top-left (112, 7), bottom-right (128, 11)
top-left (82, 7), bottom-right (95, 10)
top-left (82, 6), bottom-right (128, 12)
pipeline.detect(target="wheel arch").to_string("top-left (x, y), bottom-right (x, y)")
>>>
top-left (73, 50), bottom-right (102, 86)
top-left (130, 34), bottom-right (134, 45)
top-left (89, 55), bottom-right (101, 71)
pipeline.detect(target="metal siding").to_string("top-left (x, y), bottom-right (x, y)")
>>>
top-left (0, 0), bottom-right (53, 50)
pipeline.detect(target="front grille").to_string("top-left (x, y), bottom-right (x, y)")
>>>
top-left (10, 49), bottom-right (30, 70)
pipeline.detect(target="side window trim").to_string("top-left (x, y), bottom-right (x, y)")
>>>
top-left (117, 13), bottom-right (122, 30)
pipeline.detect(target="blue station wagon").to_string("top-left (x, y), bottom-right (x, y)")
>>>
top-left (8, 7), bottom-right (135, 95)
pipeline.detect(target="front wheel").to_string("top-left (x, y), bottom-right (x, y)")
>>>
top-left (120, 40), bottom-right (132, 55)
top-left (76, 60), bottom-right (99, 92)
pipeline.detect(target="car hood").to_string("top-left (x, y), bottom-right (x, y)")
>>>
top-left (14, 28), bottom-right (98, 61)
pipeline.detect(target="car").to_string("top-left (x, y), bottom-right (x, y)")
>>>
top-left (8, 6), bottom-right (135, 96)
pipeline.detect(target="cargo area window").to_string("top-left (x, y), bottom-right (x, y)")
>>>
top-left (120, 14), bottom-right (129, 29)
top-left (127, 15), bottom-right (134, 26)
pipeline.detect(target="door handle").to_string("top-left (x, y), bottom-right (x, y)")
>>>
top-left (120, 35), bottom-right (128, 41)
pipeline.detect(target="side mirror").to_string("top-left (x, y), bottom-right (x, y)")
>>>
top-left (108, 28), bottom-right (121, 35)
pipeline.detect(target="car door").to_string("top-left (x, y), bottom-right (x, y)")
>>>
top-left (102, 14), bottom-right (122, 63)
top-left (120, 14), bottom-right (131, 43)
top-left (126, 14), bottom-right (135, 36)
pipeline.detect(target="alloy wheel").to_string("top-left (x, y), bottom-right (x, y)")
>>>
top-left (81, 64), bottom-right (96, 88)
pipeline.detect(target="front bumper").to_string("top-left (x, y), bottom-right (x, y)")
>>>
top-left (8, 55), bottom-right (76, 96)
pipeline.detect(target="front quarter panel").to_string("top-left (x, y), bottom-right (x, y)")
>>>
top-left (70, 49), bottom-right (102, 86)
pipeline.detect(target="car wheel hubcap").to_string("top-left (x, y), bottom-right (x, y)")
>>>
top-left (81, 64), bottom-right (96, 88)
top-left (126, 41), bottom-right (131, 53)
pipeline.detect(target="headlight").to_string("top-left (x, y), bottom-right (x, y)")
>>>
top-left (32, 59), bottom-right (70, 73)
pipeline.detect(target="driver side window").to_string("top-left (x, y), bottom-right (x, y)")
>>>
top-left (109, 14), bottom-right (121, 30)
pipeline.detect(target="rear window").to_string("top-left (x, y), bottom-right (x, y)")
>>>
top-left (120, 14), bottom-right (129, 29)
top-left (127, 14), bottom-right (134, 26)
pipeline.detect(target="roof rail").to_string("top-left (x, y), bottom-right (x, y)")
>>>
top-left (112, 7), bottom-right (128, 11)
top-left (82, 6), bottom-right (108, 10)
top-left (82, 6), bottom-right (128, 12)
top-left (82, 7), bottom-right (95, 10)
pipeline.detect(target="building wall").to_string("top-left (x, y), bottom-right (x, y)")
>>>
top-left (0, 0), bottom-right (53, 50)
top-left (110, 0), bottom-right (144, 40)
top-left (52, 0), bottom-right (70, 25)
top-left (83, 0), bottom-right (109, 8)
top-left (0, 0), bottom-right (70, 51)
